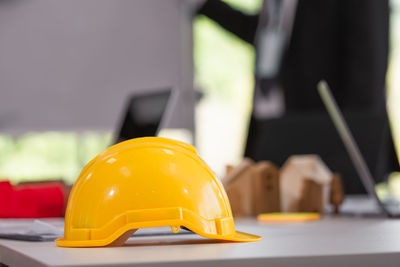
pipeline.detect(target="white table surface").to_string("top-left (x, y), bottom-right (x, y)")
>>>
top-left (1, 214), bottom-right (400, 267)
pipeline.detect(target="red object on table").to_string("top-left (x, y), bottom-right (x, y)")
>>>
top-left (0, 181), bottom-right (65, 218)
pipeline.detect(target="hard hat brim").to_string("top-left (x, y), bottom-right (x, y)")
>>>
top-left (55, 230), bottom-right (262, 247)
top-left (218, 231), bottom-right (262, 242)
top-left (55, 206), bottom-right (262, 247)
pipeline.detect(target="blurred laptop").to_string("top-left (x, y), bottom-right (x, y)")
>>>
top-left (318, 81), bottom-right (400, 217)
top-left (114, 88), bottom-right (192, 145)
top-left (114, 88), bottom-right (175, 144)
top-left (245, 107), bottom-right (392, 195)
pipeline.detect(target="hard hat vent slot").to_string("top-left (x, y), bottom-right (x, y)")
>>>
top-left (171, 226), bottom-right (180, 233)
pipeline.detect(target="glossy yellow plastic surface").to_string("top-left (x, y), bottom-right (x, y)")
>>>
top-left (56, 137), bottom-right (261, 247)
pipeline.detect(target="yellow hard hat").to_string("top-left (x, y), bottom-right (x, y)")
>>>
top-left (56, 137), bottom-right (261, 247)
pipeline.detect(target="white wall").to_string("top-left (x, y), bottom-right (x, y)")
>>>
top-left (0, 0), bottom-right (194, 133)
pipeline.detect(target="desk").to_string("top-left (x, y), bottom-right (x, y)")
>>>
top-left (1, 216), bottom-right (400, 267)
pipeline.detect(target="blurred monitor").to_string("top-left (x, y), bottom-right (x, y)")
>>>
top-left (114, 89), bottom-right (176, 144)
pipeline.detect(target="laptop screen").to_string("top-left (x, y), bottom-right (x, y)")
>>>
top-left (114, 89), bottom-right (172, 144)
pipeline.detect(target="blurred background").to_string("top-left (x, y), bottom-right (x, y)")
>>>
top-left (0, 0), bottom-right (399, 193)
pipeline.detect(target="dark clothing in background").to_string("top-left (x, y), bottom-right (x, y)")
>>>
top-left (198, 0), bottom-right (399, 194)
top-left (199, 0), bottom-right (389, 112)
